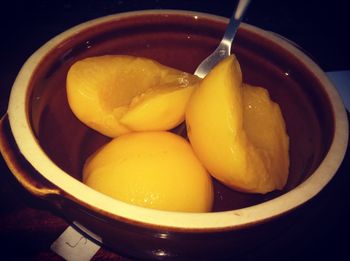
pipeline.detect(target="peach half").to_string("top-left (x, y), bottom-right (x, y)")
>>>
top-left (83, 131), bottom-right (214, 212)
top-left (67, 55), bottom-right (200, 137)
top-left (186, 55), bottom-right (290, 194)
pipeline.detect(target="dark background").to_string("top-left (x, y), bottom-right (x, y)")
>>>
top-left (0, 0), bottom-right (349, 260)
top-left (0, 0), bottom-right (350, 114)
top-left (1, 0), bottom-right (350, 115)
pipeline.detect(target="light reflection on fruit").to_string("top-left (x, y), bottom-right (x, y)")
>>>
top-left (67, 54), bottom-right (289, 212)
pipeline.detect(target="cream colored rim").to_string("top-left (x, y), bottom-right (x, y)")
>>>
top-left (7, 10), bottom-right (349, 230)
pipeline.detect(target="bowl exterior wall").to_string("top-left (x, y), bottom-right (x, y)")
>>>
top-left (1, 10), bottom-right (347, 260)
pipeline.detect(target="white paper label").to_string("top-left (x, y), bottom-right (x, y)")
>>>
top-left (50, 226), bottom-right (101, 261)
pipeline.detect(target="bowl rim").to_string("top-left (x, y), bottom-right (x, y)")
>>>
top-left (7, 9), bottom-right (349, 231)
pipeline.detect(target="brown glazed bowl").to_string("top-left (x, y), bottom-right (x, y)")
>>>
top-left (0, 10), bottom-right (348, 260)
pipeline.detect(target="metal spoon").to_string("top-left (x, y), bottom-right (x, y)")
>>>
top-left (194, 0), bottom-right (251, 78)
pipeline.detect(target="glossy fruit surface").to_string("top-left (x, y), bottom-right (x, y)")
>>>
top-left (67, 55), bottom-right (199, 137)
top-left (186, 55), bottom-right (289, 193)
top-left (83, 131), bottom-right (214, 212)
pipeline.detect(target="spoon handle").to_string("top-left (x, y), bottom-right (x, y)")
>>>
top-left (194, 0), bottom-right (251, 78)
top-left (223, 0), bottom-right (251, 49)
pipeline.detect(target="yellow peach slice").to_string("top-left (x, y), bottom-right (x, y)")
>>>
top-left (119, 86), bottom-right (194, 131)
top-left (83, 131), bottom-right (214, 212)
top-left (67, 55), bottom-right (200, 137)
top-left (185, 55), bottom-right (289, 194)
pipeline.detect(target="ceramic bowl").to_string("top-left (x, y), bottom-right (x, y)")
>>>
top-left (0, 10), bottom-right (348, 260)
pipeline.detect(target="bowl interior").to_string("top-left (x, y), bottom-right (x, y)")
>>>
top-left (28, 12), bottom-right (334, 212)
